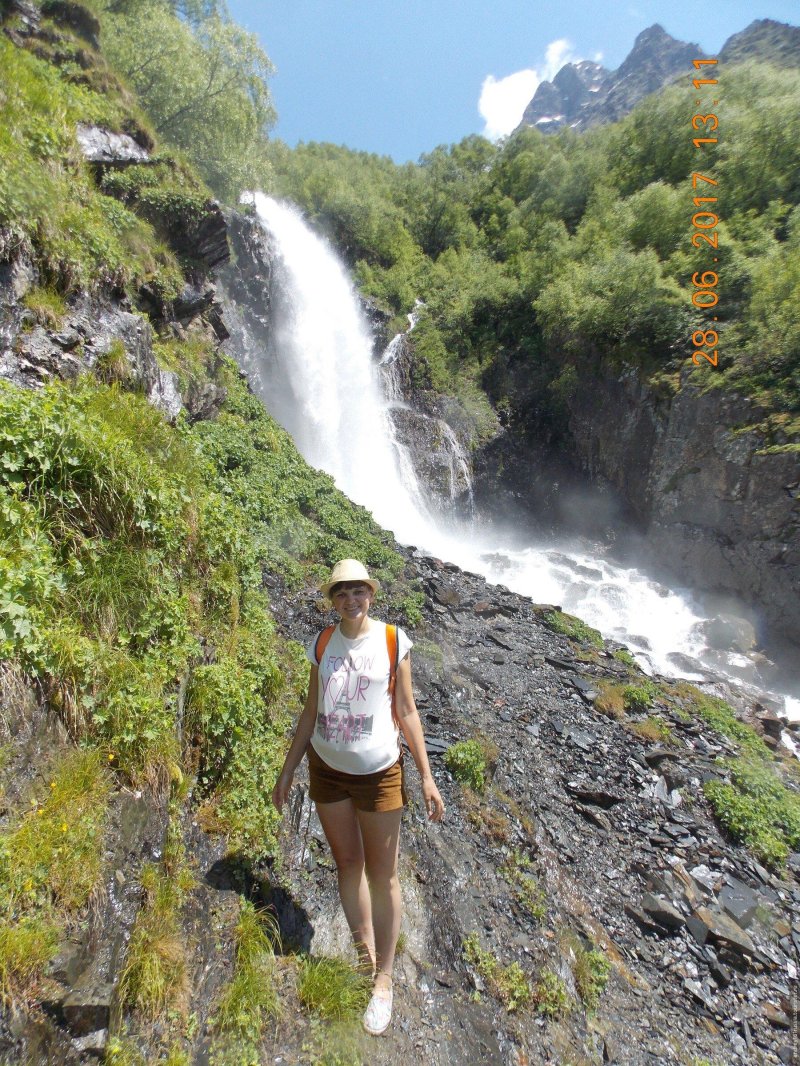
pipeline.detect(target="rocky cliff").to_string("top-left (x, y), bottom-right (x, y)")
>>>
top-left (561, 365), bottom-right (800, 650)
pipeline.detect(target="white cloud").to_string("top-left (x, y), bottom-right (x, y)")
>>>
top-left (543, 38), bottom-right (576, 80)
top-left (478, 37), bottom-right (579, 141)
top-left (478, 69), bottom-right (539, 140)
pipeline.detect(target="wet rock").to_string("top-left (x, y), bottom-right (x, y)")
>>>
top-left (427, 578), bottom-right (461, 607)
top-left (424, 737), bottom-right (450, 755)
top-left (473, 600), bottom-right (502, 617)
top-left (624, 903), bottom-right (664, 935)
top-left (72, 1028), bottom-right (108, 1057)
top-left (572, 802), bottom-right (612, 833)
top-left (174, 281), bottom-right (217, 321)
top-left (184, 380), bottom-right (226, 422)
top-left (60, 982), bottom-right (114, 1036)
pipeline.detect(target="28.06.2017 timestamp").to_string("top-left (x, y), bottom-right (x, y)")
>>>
top-left (690, 57), bottom-right (720, 369)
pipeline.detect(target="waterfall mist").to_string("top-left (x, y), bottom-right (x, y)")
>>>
top-left (237, 194), bottom-right (800, 722)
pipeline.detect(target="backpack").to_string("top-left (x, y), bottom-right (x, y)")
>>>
top-left (314, 623), bottom-right (400, 726)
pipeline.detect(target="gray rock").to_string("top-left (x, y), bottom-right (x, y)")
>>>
top-left (642, 891), bottom-right (685, 931)
top-left (61, 982), bottom-right (114, 1036)
top-left (686, 905), bottom-right (757, 964)
top-left (719, 876), bottom-right (760, 929)
top-left (148, 369), bottom-right (184, 422)
top-left (565, 779), bottom-right (624, 807)
top-left (76, 124), bottom-right (150, 166)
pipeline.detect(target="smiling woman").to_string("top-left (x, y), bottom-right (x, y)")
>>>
top-left (271, 558), bottom-right (444, 1037)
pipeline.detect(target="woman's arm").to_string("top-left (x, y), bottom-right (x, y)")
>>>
top-left (271, 664), bottom-right (319, 812)
top-left (394, 654), bottom-right (445, 822)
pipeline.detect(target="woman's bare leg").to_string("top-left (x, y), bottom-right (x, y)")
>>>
top-left (315, 798), bottom-right (375, 974)
top-left (357, 808), bottom-right (403, 991)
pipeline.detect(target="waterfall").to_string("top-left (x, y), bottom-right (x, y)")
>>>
top-left (238, 194), bottom-right (799, 721)
top-left (243, 193), bottom-right (433, 544)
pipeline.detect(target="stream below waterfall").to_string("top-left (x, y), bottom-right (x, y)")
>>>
top-left (234, 193), bottom-right (800, 725)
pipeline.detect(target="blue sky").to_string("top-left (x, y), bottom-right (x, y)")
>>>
top-left (226, 0), bottom-right (799, 162)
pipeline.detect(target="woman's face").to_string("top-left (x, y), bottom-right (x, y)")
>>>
top-left (331, 581), bottom-right (373, 626)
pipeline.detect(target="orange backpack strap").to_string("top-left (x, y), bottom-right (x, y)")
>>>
top-left (314, 624), bottom-right (336, 665)
top-left (386, 624), bottom-right (400, 726)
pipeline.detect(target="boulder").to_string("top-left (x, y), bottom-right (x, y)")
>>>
top-left (75, 124), bottom-right (150, 166)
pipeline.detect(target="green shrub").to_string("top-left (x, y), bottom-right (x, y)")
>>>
top-left (534, 968), bottom-right (571, 1018)
top-left (501, 850), bottom-right (546, 921)
top-left (572, 945), bottom-right (611, 1011)
top-left (462, 933), bottom-right (531, 1012)
top-left (445, 739), bottom-right (488, 792)
top-left (621, 679), bottom-right (661, 711)
top-left (704, 757), bottom-right (800, 869)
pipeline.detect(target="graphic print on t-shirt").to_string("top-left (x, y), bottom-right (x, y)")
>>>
top-left (316, 649), bottom-right (375, 746)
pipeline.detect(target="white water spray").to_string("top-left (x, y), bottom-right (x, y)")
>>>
top-left (244, 194), bottom-right (799, 720)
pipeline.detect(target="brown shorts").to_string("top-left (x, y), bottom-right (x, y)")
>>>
top-left (307, 745), bottom-right (407, 812)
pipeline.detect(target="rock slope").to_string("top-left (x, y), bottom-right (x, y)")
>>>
top-left (261, 551), bottom-right (800, 1065)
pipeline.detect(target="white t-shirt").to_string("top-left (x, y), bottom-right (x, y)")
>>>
top-left (306, 620), bottom-right (413, 775)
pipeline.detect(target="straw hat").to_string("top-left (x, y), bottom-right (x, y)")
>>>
top-left (320, 559), bottom-right (380, 599)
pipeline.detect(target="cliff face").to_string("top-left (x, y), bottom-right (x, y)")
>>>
top-left (564, 366), bottom-right (800, 646)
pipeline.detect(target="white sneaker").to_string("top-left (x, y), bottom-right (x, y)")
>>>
top-left (363, 987), bottom-right (393, 1035)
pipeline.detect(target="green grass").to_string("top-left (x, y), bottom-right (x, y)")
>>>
top-left (0, 917), bottom-right (59, 1007)
top-left (0, 748), bottom-right (110, 1004)
top-left (117, 851), bottom-right (194, 1019)
top-left (543, 609), bottom-right (603, 648)
top-left (704, 757), bottom-right (800, 870)
top-left (0, 37), bottom-right (183, 298)
top-left (0, 748), bottom-right (110, 912)
top-left (297, 956), bottom-right (371, 1021)
top-left (21, 286), bottom-right (67, 329)
top-left (660, 684), bottom-right (800, 870)
top-left (630, 715), bottom-right (676, 745)
top-left (213, 901), bottom-right (281, 1047)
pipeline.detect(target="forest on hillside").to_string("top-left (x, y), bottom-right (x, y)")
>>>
top-left (5, 0), bottom-right (799, 454)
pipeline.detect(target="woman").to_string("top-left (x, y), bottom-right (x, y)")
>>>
top-left (272, 559), bottom-right (445, 1036)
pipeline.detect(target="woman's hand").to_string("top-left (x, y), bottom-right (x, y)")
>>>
top-left (421, 775), bottom-right (445, 822)
top-left (271, 770), bottom-right (293, 812)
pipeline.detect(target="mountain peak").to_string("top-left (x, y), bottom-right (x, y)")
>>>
top-left (516, 18), bottom-right (798, 136)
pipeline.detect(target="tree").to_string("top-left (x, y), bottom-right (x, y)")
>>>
top-left (99, 0), bottom-right (275, 201)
